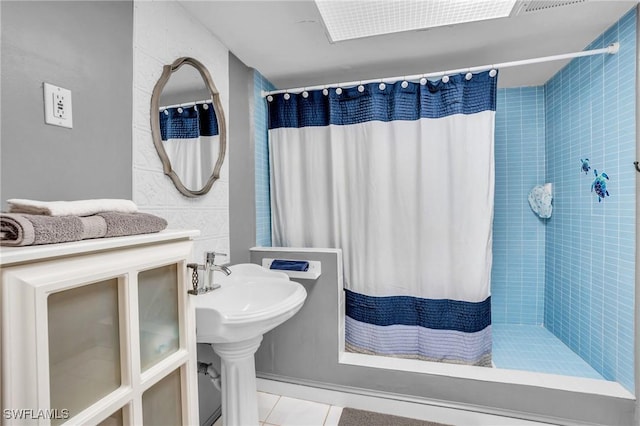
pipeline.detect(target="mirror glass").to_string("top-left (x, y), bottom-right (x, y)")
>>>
top-left (150, 57), bottom-right (226, 197)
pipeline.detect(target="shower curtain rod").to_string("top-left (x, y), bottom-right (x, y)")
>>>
top-left (261, 42), bottom-right (619, 97)
top-left (159, 99), bottom-right (212, 110)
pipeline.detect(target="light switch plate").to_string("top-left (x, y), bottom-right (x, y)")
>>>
top-left (43, 82), bottom-right (73, 129)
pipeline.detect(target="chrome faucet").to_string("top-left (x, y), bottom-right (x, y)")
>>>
top-left (186, 251), bottom-right (231, 295)
top-left (214, 264), bottom-right (232, 276)
top-left (204, 252), bottom-right (230, 290)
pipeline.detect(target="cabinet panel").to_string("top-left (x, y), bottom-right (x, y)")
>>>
top-left (141, 369), bottom-right (182, 426)
top-left (97, 408), bottom-right (124, 426)
top-left (47, 278), bottom-right (121, 425)
top-left (2, 235), bottom-right (198, 426)
top-left (138, 264), bottom-right (180, 372)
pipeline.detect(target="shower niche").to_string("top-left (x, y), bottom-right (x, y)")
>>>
top-left (1, 231), bottom-right (199, 425)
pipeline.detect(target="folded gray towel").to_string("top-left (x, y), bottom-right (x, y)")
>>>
top-left (1, 212), bottom-right (167, 246)
top-left (96, 212), bottom-right (168, 238)
top-left (0, 213), bottom-right (84, 246)
top-left (81, 215), bottom-right (107, 239)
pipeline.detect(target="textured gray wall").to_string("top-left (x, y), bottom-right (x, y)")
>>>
top-left (228, 52), bottom-right (255, 264)
top-left (251, 248), bottom-right (636, 425)
top-left (1, 1), bottom-right (133, 207)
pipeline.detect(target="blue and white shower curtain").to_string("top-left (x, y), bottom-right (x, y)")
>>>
top-left (159, 102), bottom-right (219, 189)
top-left (268, 71), bottom-right (497, 366)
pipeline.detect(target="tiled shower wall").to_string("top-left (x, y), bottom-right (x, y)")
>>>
top-left (254, 71), bottom-right (275, 247)
top-left (544, 8), bottom-right (636, 392)
top-left (492, 87), bottom-right (547, 325)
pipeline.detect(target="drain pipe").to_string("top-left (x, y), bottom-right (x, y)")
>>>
top-left (198, 361), bottom-right (222, 391)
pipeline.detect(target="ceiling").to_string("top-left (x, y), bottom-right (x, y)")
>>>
top-left (180, 1), bottom-right (637, 89)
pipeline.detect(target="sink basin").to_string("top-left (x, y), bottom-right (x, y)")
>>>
top-left (194, 263), bottom-right (307, 343)
top-left (193, 263), bottom-right (307, 426)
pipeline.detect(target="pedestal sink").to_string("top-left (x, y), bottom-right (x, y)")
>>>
top-left (194, 263), bottom-right (307, 426)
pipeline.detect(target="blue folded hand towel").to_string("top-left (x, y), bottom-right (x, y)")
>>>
top-left (270, 259), bottom-right (309, 272)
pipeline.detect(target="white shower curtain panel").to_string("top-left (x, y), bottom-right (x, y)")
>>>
top-left (162, 135), bottom-right (219, 190)
top-left (268, 73), bottom-right (496, 366)
top-left (159, 102), bottom-right (220, 190)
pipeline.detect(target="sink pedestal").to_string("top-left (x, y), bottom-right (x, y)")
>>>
top-left (212, 335), bottom-right (263, 426)
top-left (195, 264), bottom-right (307, 426)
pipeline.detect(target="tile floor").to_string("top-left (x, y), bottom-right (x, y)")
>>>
top-left (492, 324), bottom-right (605, 380)
top-left (213, 388), bottom-right (557, 426)
top-left (213, 392), bottom-right (343, 426)
top-left (259, 393), bottom-right (343, 426)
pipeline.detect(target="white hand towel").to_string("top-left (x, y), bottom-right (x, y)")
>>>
top-left (7, 198), bottom-right (139, 217)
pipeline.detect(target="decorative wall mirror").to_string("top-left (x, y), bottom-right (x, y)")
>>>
top-left (150, 57), bottom-right (226, 197)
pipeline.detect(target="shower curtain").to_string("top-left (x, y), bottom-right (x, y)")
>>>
top-left (268, 71), bottom-right (497, 366)
top-left (159, 102), bottom-right (219, 190)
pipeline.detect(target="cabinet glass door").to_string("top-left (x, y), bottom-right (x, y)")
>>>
top-left (138, 264), bottom-right (180, 371)
top-left (141, 369), bottom-right (183, 425)
top-left (47, 278), bottom-right (121, 425)
top-left (97, 408), bottom-right (124, 426)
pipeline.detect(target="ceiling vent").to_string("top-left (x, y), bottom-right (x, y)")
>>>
top-left (512, 0), bottom-right (586, 15)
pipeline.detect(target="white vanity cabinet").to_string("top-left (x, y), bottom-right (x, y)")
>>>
top-left (0, 230), bottom-right (200, 425)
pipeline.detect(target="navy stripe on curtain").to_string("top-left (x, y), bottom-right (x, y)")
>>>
top-left (345, 290), bottom-right (491, 333)
top-left (268, 71), bottom-right (497, 130)
top-left (160, 102), bottom-right (219, 140)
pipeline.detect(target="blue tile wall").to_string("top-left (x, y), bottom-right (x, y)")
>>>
top-left (492, 87), bottom-right (547, 326)
top-left (544, 8), bottom-right (636, 393)
top-left (254, 71), bottom-right (275, 247)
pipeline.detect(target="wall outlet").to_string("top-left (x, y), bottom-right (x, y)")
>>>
top-left (43, 82), bottom-right (73, 129)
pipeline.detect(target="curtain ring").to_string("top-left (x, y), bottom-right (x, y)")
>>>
top-left (357, 82), bottom-right (365, 93)
top-left (302, 88), bottom-right (309, 98)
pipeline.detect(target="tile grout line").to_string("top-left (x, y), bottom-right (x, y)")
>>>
top-left (321, 404), bottom-right (332, 426)
top-left (262, 393), bottom-right (282, 425)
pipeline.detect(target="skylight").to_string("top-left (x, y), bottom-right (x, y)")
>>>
top-left (315, 0), bottom-right (518, 42)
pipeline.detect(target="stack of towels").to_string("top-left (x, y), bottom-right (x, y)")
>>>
top-left (1, 199), bottom-right (168, 247)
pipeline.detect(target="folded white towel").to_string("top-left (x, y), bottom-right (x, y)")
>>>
top-left (7, 198), bottom-right (138, 217)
